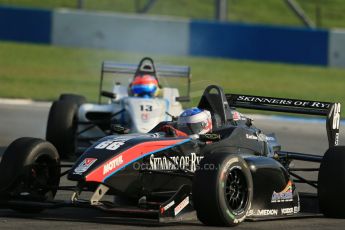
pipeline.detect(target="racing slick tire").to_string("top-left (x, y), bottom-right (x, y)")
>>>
top-left (46, 100), bottom-right (78, 159)
top-left (193, 153), bottom-right (253, 226)
top-left (59, 93), bottom-right (86, 106)
top-left (318, 146), bottom-right (345, 218)
top-left (0, 138), bottom-right (60, 213)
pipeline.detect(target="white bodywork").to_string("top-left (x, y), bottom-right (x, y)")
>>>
top-left (77, 85), bottom-right (183, 140)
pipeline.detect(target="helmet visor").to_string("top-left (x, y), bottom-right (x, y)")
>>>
top-left (131, 84), bottom-right (157, 95)
top-left (177, 121), bottom-right (208, 135)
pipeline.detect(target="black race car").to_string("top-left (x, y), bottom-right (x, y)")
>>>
top-left (0, 85), bottom-right (344, 227)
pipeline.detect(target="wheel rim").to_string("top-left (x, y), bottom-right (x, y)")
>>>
top-left (27, 161), bottom-right (51, 196)
top-left (224, 166), bottom-right (248, 214)
top-left (15, 157), bottom-right (57, 200)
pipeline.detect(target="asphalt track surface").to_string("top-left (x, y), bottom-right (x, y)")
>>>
top-left (1, 101), bottom-right (345, 230)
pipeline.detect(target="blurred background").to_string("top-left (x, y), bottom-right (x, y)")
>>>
top-left (0, 0), bottom-right (344, 114)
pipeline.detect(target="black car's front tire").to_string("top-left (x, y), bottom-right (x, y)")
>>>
top-left (0, 138), bottom-right (60, 213)
top-left (193, 153), bottom-right (253, 226)
top-left (318, 146), bottom-right (345, 218)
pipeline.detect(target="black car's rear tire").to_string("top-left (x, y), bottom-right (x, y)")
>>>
top-left (46, 100), bottom-right (78, 159)
top-left (59, 94), bottom-right (86, 106)
top-left (318, 146), bottom-right (345, 218)
top-left (0, 138), bottom-right (60, 213)
top-left (193, 153), bottom-right (253, 226)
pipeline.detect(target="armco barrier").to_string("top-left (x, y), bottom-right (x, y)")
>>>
top-left (189, 20), bottom-right (329, 66)
top-left (52, 9), bottom-right (190, 55)
top-left (0, 6), bottom-right (51, 43)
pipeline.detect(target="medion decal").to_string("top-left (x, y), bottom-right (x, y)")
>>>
top-left (247, 209), bottom-right (278, 216)
top-left (103, 155), bottom-right (124, 175)
top-left (150, 153), bottom-right (203, 172)
top-left (237, 96), bottom-right (330, 109)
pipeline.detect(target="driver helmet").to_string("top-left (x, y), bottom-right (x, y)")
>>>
top-left (130, 74), bottom-right (159, 98)
top-left (177, 107), bottom-right (212, 135)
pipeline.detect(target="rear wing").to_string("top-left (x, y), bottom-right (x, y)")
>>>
top-left (102, 61), bottom-right (191, 78)
top-left (226, 94), bottom-right (341, 148)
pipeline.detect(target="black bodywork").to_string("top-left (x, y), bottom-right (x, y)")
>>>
top-left (75, 85), bottom-right (303, 218)
top-left (1, 85), bottom-right (341, 223)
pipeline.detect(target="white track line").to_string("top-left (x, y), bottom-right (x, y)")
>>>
top-left (0, 98), bottom-right (51, 107)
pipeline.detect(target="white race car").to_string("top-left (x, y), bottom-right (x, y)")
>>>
top-left (46, 57), bottom-right (191, 159)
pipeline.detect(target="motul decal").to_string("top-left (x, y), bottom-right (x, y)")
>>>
top-left (85, 139), bottom-right (189, 182)
top-left (103, 155), bottom-right (124, 175)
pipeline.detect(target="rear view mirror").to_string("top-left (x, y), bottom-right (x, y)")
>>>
top-left (101, 91), bottom-right (116, 99)
top-left (176, 96), bottom-right (190, 102)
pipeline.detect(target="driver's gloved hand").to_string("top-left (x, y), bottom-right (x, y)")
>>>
top-left (159, 125), bottom-right (188, 137)
top-left (199, 133), bottom-right (221, 142)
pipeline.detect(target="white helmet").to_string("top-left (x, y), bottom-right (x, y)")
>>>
top-left (177, 108), bottom-right (212, 135)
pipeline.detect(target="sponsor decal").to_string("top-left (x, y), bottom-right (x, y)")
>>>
top-left (266, 136), bottom-right (275, 141)
top-left (141, 112), bottom-right (149, 121)
top-left (294, 205), bottom-right (300, 214)
top-left (85, 139), bottom-right (190, 182)
top-left (174, 196), bottom-right (189, 216)
top-left (205, 117), bottom-right (212, 132)
top-left (258, 133), bottom-right (275, 142)
top-left (247, 133), bottom-right (274, 142)
top-left (246, 134), bottom-right (258, 140)
top-left (232, 111), bottom-right (247, 121)
top-left (271, 180), bottom-right (293, 203)
top-left (332, 103), bottom-right (341, 130)
top-left (281, 208), bottom-right (293, 215)
top-left (237, 96), bottom-right (330, 109)
top-left (335, 133), bottom-right (339, 146)
top-left (163, 201), bottom-right (175, 212)
top-left (74, 158), bottom-right (97, 175)
top-left (247, 209), bottom-right (278, 216)
top-left (232, 111), bottom-right (241, 121)
top-left (149, 153), bottom-right (203, 172)
top-left (258, 133), bottom-right (267, 142)
top-left (103, 155), bottom-right (124, 175)
top-left (226, 210), bottom-right (235, 220)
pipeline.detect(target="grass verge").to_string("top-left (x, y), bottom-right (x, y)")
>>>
top-left (0, 41), bottom-right (344, 117)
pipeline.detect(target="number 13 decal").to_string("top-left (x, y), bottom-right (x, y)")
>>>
top-left (140, 105), bottom-right (153, 112)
